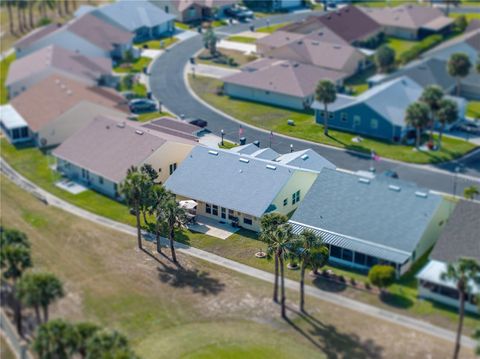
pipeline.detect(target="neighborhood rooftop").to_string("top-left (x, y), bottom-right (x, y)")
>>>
top-left (290, 168), bottom-right (444, 264)
top-left (141, 117), bottom-right (202, 142)
top-left (14, 23), bottom-right (60, 50)
top-left (53, 116), bottom-right (197, 183)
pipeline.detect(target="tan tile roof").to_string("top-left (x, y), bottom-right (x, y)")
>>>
top-left (10, 75), bottom-right (128, 132)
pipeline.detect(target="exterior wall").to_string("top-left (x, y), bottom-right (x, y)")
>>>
top-left (276, 0), bottom-right (303, 9)
top-left (224, 82), bottom-right (310, 110)
top-left (56, 158), bottom-right (119, 198)
top-left (315, 103), bottom-right (398, 142)
top-left (16, 30), bottom-right (108, 59)
top-left (142, 141), bottom-right (197, 184)
top-left (180, 4), bottom-right (205, 23)
top-left (382, 26), bottom-right (418, 40)
top-left (461, 82), bottom-right (480, 101)
top-left (0, 123), bottom-right (32, 144)
top-left (418, 284), bottom-right (479, 314)
top-left (412, 198), bottom-right (450, 263)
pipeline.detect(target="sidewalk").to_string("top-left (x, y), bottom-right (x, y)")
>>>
top-left (187, 63), bottom-right (240, 78)
top-left (0, 158), bottom-right (476, 350)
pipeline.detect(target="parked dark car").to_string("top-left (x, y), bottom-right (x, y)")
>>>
top-left (128, 99), bottom-right (157, 113)
top-left (188, 118), bottom-right (208, 128)
top-left (383, 170), bottom-right (399, 179)
top-left (460, 122), bottom-right (480, 135)
top-left (225, 6), bottom-right (253, 22)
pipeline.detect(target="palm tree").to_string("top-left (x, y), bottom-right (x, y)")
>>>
top-left (464, 185), bottom-right (479, 200)
top-left (6, 0), bottom-right (15, 34)
top-left (441, 258), bottom-right (480, 359)
top-left (121, 167), bottom-right (150, 250)
top-left (151, 186), bottom-right (168, 254)
top-left (405, 101), bottom-right (430, 149)
top-left (74, 322), bottom-right (100, 358)
top-left (275, 223), bottom-right (294, 318)
top-left (315, 80), bottom-right (337, 136)
top-left (85, 330), bottom-right (137, 359)
top-left (17, 273), bottom-right (42, 324)
top-left (437, 98), bottom-right (458, 148)
top-left (293, 230), bottom-right (328, 312)
top-left (0, 244), bottom-right (32, 336)
top-left (33, 319), bottom-right (79, 359)
top-left (420, 85), bottom-right (444, 143)
top-left (15, 0), bottom-right (25, 33)
top-left (260, 213), bottom-right (289, 303)
top-left (63, 0), bottom-right (70, 15)
top-left (28, 0), bottom-right (35, 29)
top-left (448, 53), bottom-right (472, 96)
top-left (0, 227), bottom-right (30, 248)
top-left (157, 192), bottom-right (187, 263)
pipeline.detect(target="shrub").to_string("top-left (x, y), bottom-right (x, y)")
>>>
top-left (368, 265), bottom-right (396, 293)
top-left (399, 35), bottom-right (443, 65)
top-left (37, 17), bottom-right (52, 27)
top-left (454, 15), bottom-right (467, 33)
top-left (350, 277), bottom-right (356, 286)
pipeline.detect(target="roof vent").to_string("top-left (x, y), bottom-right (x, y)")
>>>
top-left (239, 158), bottom-right (249, 163)
top-left (266, 164), bottom-right (276, 170)
top-left (333, 45), bottom-right (342, 49)
top-left (358, 178), bottom-right (370, 184)
top-left (415, 191), bottom-right (428, 198)
top-left (66, 90), bottom-right (72, 96)
top-left (388, 185), bottom-right (401, 192)
top-left (318, 31), bottom-right (323, 36)
top-left (117, 122), bottom-right (125, 128)
top-left (135, 130), bottom-right (144, 135)
top-left (312, 41), bottom-right (319, 45)
top-left (301, 154), bottom-right (309, 160)
top-left (208, 150), bottom-right (219, 156)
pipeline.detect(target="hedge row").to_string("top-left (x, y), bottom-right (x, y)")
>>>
top-left (398, 34), bottom-right (443, 65)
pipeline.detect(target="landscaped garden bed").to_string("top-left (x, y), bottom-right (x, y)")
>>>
top-left (196, 49), bottom-right (257, 68)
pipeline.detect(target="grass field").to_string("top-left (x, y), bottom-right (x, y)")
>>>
top-left (0, 53), bottom-right (15, 104)
top-left (467, 101), bottom-right (480, 119)
top-left (1, 176), bottom-right (475, 359)
top-left (227, 36), bottom-right (258, 44)
top-left (135, 37), bottom-right (178, 50)
top-left (189, 75), bottom-right (477, 164)
top-left (136, 111), bottom-right (176, 122)
top-left (113, 57), bottom-right (152, 74)
top-left (257, 22), bottom-right (289, 33)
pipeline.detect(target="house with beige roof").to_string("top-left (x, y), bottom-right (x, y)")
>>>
top-left (150, 0), bottom-right (239, 23)
top-left (14, 13), bottom-right (134, 60)
top-left (361, 5), bottom-right (453, 40)
top-left (6, 45), bottom-right (114, 99)
top-left (222, 58), bottom-right (348, 110)
top-left (53, 116), bottom-right (199, 198)
top-left (5, 75), bottom-right (129, 148)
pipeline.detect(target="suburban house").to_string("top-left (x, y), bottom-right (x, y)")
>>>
top-left (222, 58), bottom-right (348, 110)
top-left (244, 0), bottom-right (304, 11)
top-left (256, 30), bottom-right (368, 76)
top-left (6, 45), bottom-right (114, 99)
top-left (312, 76), bottom-right (466, 142)
top-left (282, 6), bottom-right (383, 45)
top-left (417, 200), bottom-right (480, 313)
top-left (0, 105), bottom-right (30, 145)
top-left (77, 0), bottom-right (176, 42)
top-left (14, 13), bottom-right (134, 60)
top-left (360, 5), bottom-right (453, 40)
top-left (289, 168), bottom-right (450, 276)
top-left (164, 144), bottom-right (335, 232)
top-left (5, 75), bottom-right (129, 148)
top-left (53, 116), bottom-right (199, 199)
top-left (150, 0), bottom-right (239, 23)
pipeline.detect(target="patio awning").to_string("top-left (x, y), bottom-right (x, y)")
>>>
top-left (0, 104), bottom-right (28, 130)
top-left (179, 200), bottom-right (198, 210)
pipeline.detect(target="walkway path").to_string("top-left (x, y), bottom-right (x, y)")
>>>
top-left (188, 63), bottom-right (240, 78)
top-left (1, 158), bottom-right (476, 350)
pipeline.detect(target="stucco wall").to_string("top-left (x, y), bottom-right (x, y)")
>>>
top-left (383, 26), bottom-right (418, 40)
top-left (418, 285), bottom-right (478, 314)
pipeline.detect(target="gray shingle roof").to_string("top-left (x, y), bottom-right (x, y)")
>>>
top-left (290, 168), bottom-right (444, 260)
top-left (430, 200), bottom-right (480, 263)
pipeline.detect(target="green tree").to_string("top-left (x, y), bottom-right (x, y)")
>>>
top-left (0, 227), bottom-right (30, 248)
top-left (1, 243), bottom-right (32, 336)
top-left (436, 98), bottom-right (458, 148)
top-left (420, 85), bottom-right (444, 143)
top-left (315, 80), bottom-right (337, 136)
top-left (405, 101), bottom-right (430, 149)
top-left (85, 330), bottom-right (138, 359)
top-left (260, 213), bottom-right (289, 303)
top-left (33, 319), bottom-right (79, 359)
top-left (5, 0), bottom-right (15, 34)
top-left (441, 258), bottom-right (480, 359)
top-left (474, 327), bottom-right (480, 356)
top-left (375, 45), bottom-right (395, 73)
top-left (151, 185), bottom-right (168, 254)
top-left (368, 265), bottom-right (395, 294)
top-left (156, 192), bottom-right (187, 263)
top-left (121, 167), bottom-right (150, 250)
top-left (453, 15), bottom-right (467, 32)
top-left (74, 322), bottom-right (100, 358)
top-left (203, 28), bottom-right (218, 56)
top-left (464, 185), bottom-right (479, 200)
top-left (17, 273), bottom-right (42, 324)
top-left (292, 230), bottom-right (328, 312)
top-left (447, 53), bottom-right (472, 96)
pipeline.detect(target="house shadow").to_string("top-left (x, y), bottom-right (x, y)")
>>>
top-left (285, 307), bottom-right (384, 359)
top-left (312, 276), bottom-right (347, 293)
top-left (156, 261), bottom-right (225, 296)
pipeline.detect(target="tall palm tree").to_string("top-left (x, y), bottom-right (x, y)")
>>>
top-left (441, 258), bottom-right (480, 359)
top-left (63, 0), bottom-right (70, 15)
top-left (6, 0), bottom-right (15, 34)
top-left (405, 101), bottom-right (430, 149)
top-left (74, 322), bottom-right (100, 358)
top-left (28, 0), bottom-right (35, 29)
top-left (315, 80), bottom-right (337, 136)
top-left (274, 223), bottom-right (294, 318)
top-left (86, 329), bottom-right (137, 359)
top-left (15, 0), bottom-right (25, 33)
top-left (157, 192), bottom-right (187, 263)
top-left (0, 227), bottom-right (31, 248)
top-left (17, 273), bottom-right (42, 324)
top-left (420, 85), bottom-right (444, 143)
top-left (448, 53), bottom-right (472, 96)
top-left (260, 213), bottom-right (289, 303)
top-left (293, 230), bottom-right (329, 312)
top-left (437, 98), bottom-right (458, 148)
top-left (151, 186), bottom-right (168, 254)
top-left (33, 319), bottom-right (79, 359)
top-left (121, 167), bottom-right (150, 250)
top-left (0, 244), bottom-right (32, 336)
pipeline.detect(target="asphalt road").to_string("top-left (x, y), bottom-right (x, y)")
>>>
top-left (149, 10), bottom-right (480, 195)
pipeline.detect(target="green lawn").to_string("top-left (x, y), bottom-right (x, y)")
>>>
top-left (257, 22), bottom-right (289, 33)
top-left (135, 37), bottom-right (178, 50)
top-left (218, 140), bottom-right (237, 149)
top-left (136, 111), bottom-right (176, 122)
top-left (450, 12), bottom-right (480, 22)
top-left (227, 36), bottom-right (257, 44)
top-left (467, 101), bottom-right (480, 119)
top-left (344, 66), bottom-right (377, 95)
top-left (0, 53), bottom-right (15, 104)
top-left (386, 37), bottom-right (417, 59)
top-left (175, 21), bottom-right (190, 30)
top-left (118, 79), bottom-right (148, 98)
top-left (113, 57), bottom-right (152, 74)
top-left (190, 75), bottom-right (477, 164)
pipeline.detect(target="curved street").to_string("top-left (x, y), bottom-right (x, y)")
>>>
top-left (149, 11), bottom-right (480, 195)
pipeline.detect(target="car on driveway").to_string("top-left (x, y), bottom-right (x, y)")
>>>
top-left (225, 6), bottom-right (253, 22)
top-left (188, 118), bottom-right (208, 128)
top-left (129, 99), bottom-right (157, 113)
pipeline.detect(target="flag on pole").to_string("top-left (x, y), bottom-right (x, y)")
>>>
top-left (239, 125), bottom-right (244, 138)
top-left (371, 150), bottom-right (380, 162)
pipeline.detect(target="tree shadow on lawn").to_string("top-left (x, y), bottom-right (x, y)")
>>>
top-left (312, 276), bottom-right (347, 293)
top-left (284, 306), bottom-right (384, 359)
top-left (156, 261), bottom-right (225, 296)
top-left (380, 292), bottom-right (414, 309)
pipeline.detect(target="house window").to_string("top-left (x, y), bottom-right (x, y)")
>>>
top-left (330, 245), bottom-right (341, 258)
top-left (265, 91), bottom-right (270, 95)
top-left (99, 176), bottom-right (104, 185)
top-left (366, 255), bottom-right (379, 267)
top-left (212, 205), bottom-right (218, 216)
top-left (342, 249), bottom-right (353, 262)
top-left (354, 252), bottom-right (366, 266)
top-left (370, 119), bottom-right (378, 129)
top-left (318, 110), bottom-right (325, 118)
top-left (206, 203), bottom-right (211, 214)
top-left (283, 198), bottom-right (288, 206)
top-left (353, 116), bottom-right (361, 127)
top-left (292, 190), bottom-right (300, 205)
top-left (81, 168), bottom-right (89, 179)
top-left (328, 112), bottom-right (334, 120)
top-left (228, 209), bottom-right (235, 220)
top-left (243, 216), bottom-right (253, 225)
top-left (165, 5), bottom-right (169, 12)
top-left (169, 163), bottom-right (177, 175)
top-left (340, 112), bottom-right (348, 122)
top-left (221, 207), bottom-right (226, 219)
